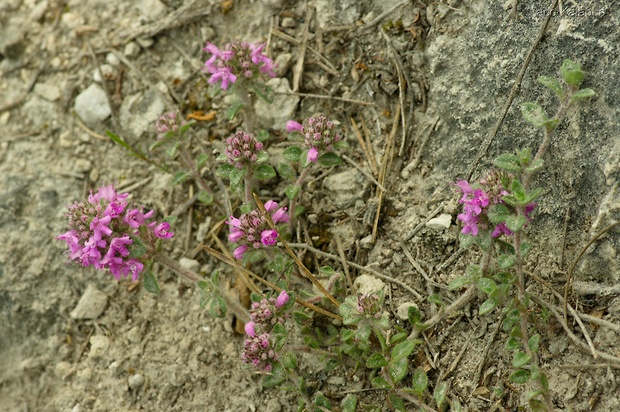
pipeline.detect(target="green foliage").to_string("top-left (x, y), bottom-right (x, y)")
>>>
top-left (255, 164), bottom-right (277, 180)
top-left (143, 270), bottom-right (160, 294)
top-left (341, 394), bottom-right (358, 412)
top-left (433, 381), bottom-right (448, 409)
top-left (411, 367), bottom-right (428, 397)
top-left (537, 75), bottom-right (563, 98)
top-left (283, 146), bottom-right (302, 162)
top-left (318, 152), bottom-right (342, 166)
top-left (560, 59), bottom-right (585, 87)
top-left (226, 101), bottom-right (244, 120)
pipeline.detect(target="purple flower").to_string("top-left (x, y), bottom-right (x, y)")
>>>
top-left (203, 41), bottom-right (275, 90)
top-left (224, 131), bottom-right (264, 169)
top-left (57, 183), bottom-right (173, 281)
top-left (275, 291), bottom-right (290, 308)
top-left (154, 222), bottom-right (174, 239)
top-left (286, 114), bottom-right (342, 164)
top-left (244, 321), bottom-right (256, 337)
top-left (227, 201), bottom-right (289, 260)
top-left (260, 229), bottom-right (278, 246)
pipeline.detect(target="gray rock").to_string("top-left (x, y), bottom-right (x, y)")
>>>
top-left (426, 214), bottom-right (452, 230)
top-left (254, 77), bottom-right (299, 130)
top-left (119, 90), bottom-right (166, 138)
top-left (88, 335), bottom-right (110, 360)
top-left (70, 285), bottom-right (108, 320)
top-left (0, 23), bottom-right (25, 59)
top-left (124, 42), bottom-right (141, 57)
top-left (74, 84), bottom-right (112, 126)
top-left (34, 83), bottom-right (61, 102)
top-left (396, 302), bottom-right (419, 321)
top-left (179, 258), bottom-right (200, 274)
top-left (323, 169), bottom-right (367, 207)
top-left (128, 373), bottom-right (145, 390)
top-left (353, 274), bottom-right (386, 295)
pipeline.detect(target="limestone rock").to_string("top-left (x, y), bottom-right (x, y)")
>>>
top-left (70, 285), bottom-right (107, 320)
top-left (74, 84), bottom-right (111, 126)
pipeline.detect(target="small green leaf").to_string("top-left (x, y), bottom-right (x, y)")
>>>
top-left (285, 185), bottom-right (300, 200)
top-left (477, 278), bottom-right (497, 295)
top-left (537, 76), bottom-right (564, 98)
top-left (216, 163), bottom-right (234, 179)
top-left (143, 271), bottom-right (160, 294)
top-left (165, 141), bottom-right (179, 158)
top-left (389, 395), bottom-right (406, 412)
top-left (505, 337), bottom-right (521, 351)
top-left (498, 254), bottom-right (516, 269)
top-left (408, 306), bottom-right (422, 325)
top-left (528, 334), bottom-right (540, 353)
top-left (512, 351), bottom-right (532, 368)
top-left (283, 146), bottom-right (302, 162)
top-left (525, 159), bottom-right (544, 174)
top-left (294, 205), bottom-right (305, 218)
top-left (493, 153), bottom-right (521, 172)
top-left (448, 276), bottom-right (471, 290)
top-left (487, 204), bottom-right (511, 224)
top-left (341, 394), bottom-right (358, 412)
top-left (229, 166), bottom-right (245, 187)
top-left (196, 153), bottom-right (208, 169)
top-left (197, 190), bottom-right (214, 205)
top-left (333, 140), bottom-right (350, 149)
top-left (521, 102), bottom-right (551, 129)
top-left (318, 152), bottom-right (342, 166)
top-left (128, 238), bottom-right (147, 258)
top-left (412, 367), bottom-right (428, 396)
top-left (459, 233), bottom-right (475, 249)
top-left (252, 82), bottom-right (273, 103)
top-left (209, 295), bottom-right (227, 318)
top-left (293, 311), bottom-right (312, 325)
top-left (391, 339), bottom-right (416, 360)
top-left (371, 377), bottom-right (392, 389)
top-left (524, 187), bottom-right (543, 204)
top-left (106, 130), bottom-right (131, 149)
top-left (226, 102), bottom-right (244, 120)
top-left (427, 294), bottom-right (444, 306)
top-left (277, 162), bottom-right (296, 180)
top-left (172, 171), bottom-right (189, 185)
top-left (391, 332), bottom-right (407, 345)
top-left (255, 150), bottom-right (269, 163)
top-left (510, 369), bottom-right (531, 384)
top-left (366, 353), bottom-right (388, 368)
top-left (262, 362), bottom-right (287, 388)
top-left (506, 215), bottom-right (527, 232)
top-left (540, 372), bottom-right (549, 392)
top-left (433, 381), bottom-right (448, 408)
top-left (528, 399), bottom-right (547, 412)
top-left (517, 148), bottom-right (533, 165)
top-left (256, 129), bottom-right (270, 142)
top-left (178, 120), bottom-right (194, 135)
top-left (526, 390), bottom-right (544, 401)
top-left (511, 179), bottom-right (526, 201)
top-left (571, 88), bottom-right (596, 102)
top-left (478, 299), bottom-right (497, 315)
top-left (389, 356), bottom-right (409, 384)
top-left (282, 352), bottom-right (298, 369)
top-left (560, 59), bottom-right (585, 87)
top-left (520, 242), bottom-right (532, 257)
top-left (254, 164), bottom-right (276, 180)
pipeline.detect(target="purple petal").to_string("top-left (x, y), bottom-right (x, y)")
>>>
top-left (285, 121), bottom-right (303, 133)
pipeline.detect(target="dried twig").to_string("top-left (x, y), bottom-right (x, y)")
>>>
top-left (350, 117), bottom-right (377, 175)
top-left (404, 203), bottom-right (445, 241)
top-left (292, 7), bottom-right (313, 92)
top-left (361, 117), bottom-right (378, 173)
top-left (270, 28), bottom-right (338, 75)
top-left (274, 91), bottom-right (375, 106)
top-left (342, 154), bottom-right (385, 191)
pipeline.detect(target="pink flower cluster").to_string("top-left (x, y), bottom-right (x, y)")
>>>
top-left (356, 293), bottom-right (382, 318)
top-left (226, 200), bottom-right (289, 260)
top-left (225, 130), bottom-right (264, 169)
top-left (203, 41), bottom-right (276, 90)
top-left (227, 200), bottom-right (289, 260)
top-left (241, 291), bottom-right (290, 371)
top-left (286, 114), bottom-right (342, 163)
top-left (455, 177), bottom-right (535, 237)
top-left (56, 184), bottom-right (173, 281)
top-left (155, 112), bottom-right (182, 140)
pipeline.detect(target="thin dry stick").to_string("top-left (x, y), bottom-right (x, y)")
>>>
top-left (360, 0), bottom-right (409, 31)
top-left (470, 313), bottom-right (504, 396)
top-left (527, 270), bottom-right (598, 358)
top-left (564, 221), bottom-right (620, 322)
top-left (560, 364), bottom-right (620, 370)
top-left (404, 203), bottom-right (445, 241)
top-left (209, 233), bottom-right (261, 296)
top-left (396, 390), bottom-right (439, 412)
top-left (334, 234), bottom-right (353, 289)
top-left (530, 294), bottom-right (620, 364)
top-left (399, 240), bottom-right (432, 283)
top-left (342, 154), bottom-right (385, 191)
top-left (350, 117), bottom-right (377, 175)
top-left (270, 28), bottom-right (338, 75)
top-left (372, 102), bottom-right (400, 242)
top-left (74, 114), bottom-right (107, 140)
top-left (439, 327), bottom-right (476, 382)
top-left (275, 91), bottom-right (375, 106)
top-left (361, 117), bottom-right (378, 173)
top-left (292, 7), bottom-right (312, 93)
top-left (466, 0), bottom-right (560, 181)
top-left (402, 117), bottom-right (440, 175)
top-left (253, 194), bottom-right (341, 308)
top-left (380, 30), bottom-right (409, 157)
top-left (287, 242), bottom-right (423, 301)
top-left (202, 245), bottom-right (342, 321)
top-left (408, 286), bottom-right (477, 340)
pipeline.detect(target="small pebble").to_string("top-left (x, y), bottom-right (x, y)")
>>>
top-left (124, 42), bottom-right (140, 57)
top-left (128, 373), bottom-right (145, 390)
top-left (426, 214), bottom-right (452, 230)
